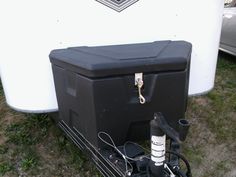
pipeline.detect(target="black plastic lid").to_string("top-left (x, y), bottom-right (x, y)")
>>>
top-left (49, 40), bottom-right (192, 78)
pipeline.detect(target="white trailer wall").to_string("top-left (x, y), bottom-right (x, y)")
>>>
top-left (0, 0), bottom-right (224, 112)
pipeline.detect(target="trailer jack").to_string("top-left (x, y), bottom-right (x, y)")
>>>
top-left (58, 112), bottom-right (191, 177)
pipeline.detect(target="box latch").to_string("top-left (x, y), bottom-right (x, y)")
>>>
top-left (135, 73), bottom-right (146, 104)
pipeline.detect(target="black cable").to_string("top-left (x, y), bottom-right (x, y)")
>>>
top-left (98, 132), bottom-right (133, 175)
top-left (166, 150), bottom-right (192, 177)
top-left (174, 169), bottom-right (188, 177)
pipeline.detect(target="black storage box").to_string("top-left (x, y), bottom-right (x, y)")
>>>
top-left (50, 41), bottom-right (192, 148)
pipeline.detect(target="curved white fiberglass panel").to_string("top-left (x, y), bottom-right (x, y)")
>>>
top-left (0, 0), bottom-right (224, 113)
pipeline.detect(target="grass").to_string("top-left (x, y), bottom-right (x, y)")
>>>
top-left (5, 114), bottom-right (51, 145)
top-left (0, 97), bottom-right (99, 176)
top-left (205, 57), bottom-right (236, 142)
top-left (0, 52), bottom-right (235, 176)
top-left (184, 52), bottom-right (236, 177)
top-left (0, 162), bottom-right (13, 176)
top-left (20, 151), bottom-right (38, 171)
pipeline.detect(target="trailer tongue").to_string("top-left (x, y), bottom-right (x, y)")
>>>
top-left (58, 113), bottom-right (191, 177)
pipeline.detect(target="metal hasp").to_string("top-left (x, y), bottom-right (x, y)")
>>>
top-left (135, 73), bottom-right (146, 104)
top-left (149, 113), bottom-right (191, 177)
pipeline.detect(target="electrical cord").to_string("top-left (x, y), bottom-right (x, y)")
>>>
top-left (166, 150), bottom-right (192, 177)
top-left (165, 163), bottom-right (188, 177)
top-left (124, 141), bottom-right (151, 153)
top-left (123, 141), bottom-right (151, 161)
top-left (98, 131), bottom-right (133, 176)
top-left (175, 170), bottom-right (188, 177)
top-left (98, 131), bottom-right (192, 177)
